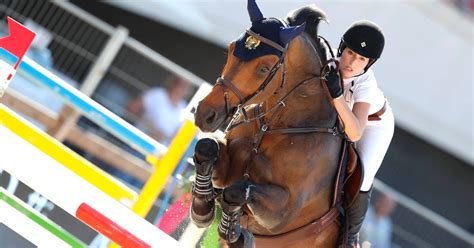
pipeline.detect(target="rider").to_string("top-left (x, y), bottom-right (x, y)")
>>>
top-left (323, 20), bottom-right (395, 247)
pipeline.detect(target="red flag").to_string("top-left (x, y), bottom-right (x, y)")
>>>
top-left (0, 17), bottom-right (36, 69)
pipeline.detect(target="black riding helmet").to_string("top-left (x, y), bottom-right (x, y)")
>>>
top-left (337, 20), bottom-right (385, 71)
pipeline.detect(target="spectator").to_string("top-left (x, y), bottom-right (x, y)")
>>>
top-left (360, 193), bottom-right (397, 248)
top-left (127, 76), bottom-right (190, 145)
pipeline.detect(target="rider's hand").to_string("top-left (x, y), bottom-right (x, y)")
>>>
top-left (324, 66), bottom-right (343, 99)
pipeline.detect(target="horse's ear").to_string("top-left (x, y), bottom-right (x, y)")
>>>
top-left (248, 0), bottom-right (264, 22)
top-left (279, 22), bottom-right (306, 45)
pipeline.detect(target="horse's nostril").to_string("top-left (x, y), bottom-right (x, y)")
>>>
top-left (205, 111), bottom-right (217, 125)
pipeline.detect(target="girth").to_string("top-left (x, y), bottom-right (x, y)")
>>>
top-left (251, 103), bottom-right (343, 153)
top-left (251, 207), bottom-right (340, 247)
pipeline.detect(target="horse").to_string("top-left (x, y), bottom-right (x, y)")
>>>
top-left (191, 1), bottom-right (349, 247)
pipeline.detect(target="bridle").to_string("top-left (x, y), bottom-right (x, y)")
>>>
top-left (215, 29), bottom-right (289, 127)
top-left (215, 29), bottom-right (346, 153)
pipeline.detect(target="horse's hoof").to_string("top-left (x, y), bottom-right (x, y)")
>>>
top-left (195, 138), bottom-right (219, 163)
top-left (190, 201), bottom-right (215, 228)
top-left (227, 229), bottom-right (255, 248)
top-left (241, 229), bottom-right (255, 248)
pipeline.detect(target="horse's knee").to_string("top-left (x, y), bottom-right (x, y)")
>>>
top-left (222, 180), bottom-right (253, 206)
top-left (195, 138), bottom-right (219, 164)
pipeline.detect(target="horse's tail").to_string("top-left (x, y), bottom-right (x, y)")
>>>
top-left (286, 5), bottom-right (328, 38)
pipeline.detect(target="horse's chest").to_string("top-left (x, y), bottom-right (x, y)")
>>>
top-left (252, 135), bottom-right (315, 182)
top-left (228, 137), bottom-right (254, 166)
top-left (227, 133), bottom-right (314, 183)
top-left (227, 138), bottom-right (273, 182)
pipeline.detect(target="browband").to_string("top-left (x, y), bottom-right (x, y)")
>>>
top-left (246, 29), bottom-right (287, 53)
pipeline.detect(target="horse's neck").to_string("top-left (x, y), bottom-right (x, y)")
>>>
top-left (263, 75), bottom-right (336, 129)
top-left (271, 34), bottom-right (335, 127)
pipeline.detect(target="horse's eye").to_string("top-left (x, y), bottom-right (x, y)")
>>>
top-left (259, 66), bottom-right (270, 74)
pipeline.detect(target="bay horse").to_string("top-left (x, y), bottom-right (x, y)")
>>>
top-left (191, 1), bottom-right (350, 247)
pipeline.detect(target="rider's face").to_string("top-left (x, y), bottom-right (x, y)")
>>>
top-left (339, 48), bottom-right (369, 79)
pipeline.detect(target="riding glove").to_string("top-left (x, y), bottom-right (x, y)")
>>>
top-left (324, 67), bottom-right (343, 99)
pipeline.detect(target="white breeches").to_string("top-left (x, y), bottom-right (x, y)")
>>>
top-left (357, 106), bottom-right (395, 192)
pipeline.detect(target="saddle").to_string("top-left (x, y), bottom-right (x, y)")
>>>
top-left (333, 141), bottom-right (364, 209)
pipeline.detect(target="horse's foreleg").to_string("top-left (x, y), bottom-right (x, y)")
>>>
top-left (245, 182), bottom-right (290, 230)
top-left (190, 138), bottom-right (219, 227)
top-left (218, 180), bottom-right (290, 247)
top-left (219, 180), bottom-right (255, 248)
top-left (222, 180), bottom-right (290, 231)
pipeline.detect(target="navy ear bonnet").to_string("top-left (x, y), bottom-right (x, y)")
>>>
top-left (234, 18), bottom-right (286, 61)
top-left (233, 0), bottom-right (306, 61)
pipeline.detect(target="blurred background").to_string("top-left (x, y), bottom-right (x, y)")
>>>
top-left (0, 0), bottom-right (472, 247)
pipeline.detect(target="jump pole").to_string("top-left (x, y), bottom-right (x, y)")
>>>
top-left (0, 49), bottom-right (167, 159)
top-left (131, 83), bottom-right (213, 217)
top-left (0, 123), bottom-right (180, 247)
top-left (130, 119), bottom-right (196, 215)
top-left (0, 187), bottom-right (87, 248)
top-left (0, 104), bottom-right (138, 205)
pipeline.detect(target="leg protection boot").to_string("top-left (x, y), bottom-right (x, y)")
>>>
top-left (190, 138), bottom-right (219, 227)
top-left (218, 195), bottom-right (243, 244)
top-left (192, 138), bottom-right (219, 201)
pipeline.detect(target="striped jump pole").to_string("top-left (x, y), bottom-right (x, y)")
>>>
top-left (0, 123), bottom-right (180, 247)
top-left (0, 49), bottom-right (167, 159)
top-left (0, 104), bottom-right (137, 206)
top-left (129, 83), bottom-right (213, 218)
top-left (107, 83), bottom-right (213, 248)
top-left (0, 187), bottom-right (87, 248)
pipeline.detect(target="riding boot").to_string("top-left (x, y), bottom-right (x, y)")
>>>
top-left (339, 189), bottom-right (372, 248)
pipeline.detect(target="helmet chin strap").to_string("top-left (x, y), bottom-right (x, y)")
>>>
top-left (361, 58), bottom-right (377, 74)
top-left (337, 40), bottom-right (345, 57)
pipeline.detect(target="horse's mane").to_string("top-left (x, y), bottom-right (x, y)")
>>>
top-left (286, 5), bottom-right (329, 62)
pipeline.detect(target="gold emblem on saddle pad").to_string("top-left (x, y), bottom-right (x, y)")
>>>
top-left (245, 35), bottom-right (261, 50)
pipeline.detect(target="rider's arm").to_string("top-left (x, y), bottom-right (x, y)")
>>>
top-left (333, 98), bottom-right (370, 142)
top-left (324, 67), bottom-right (373, 141)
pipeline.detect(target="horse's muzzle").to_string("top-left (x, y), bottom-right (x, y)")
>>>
top-left (195, 103), bottom-right (228, 132)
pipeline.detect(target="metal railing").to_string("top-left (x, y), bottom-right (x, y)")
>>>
top-left (373, 179), bottom-right (474, 248)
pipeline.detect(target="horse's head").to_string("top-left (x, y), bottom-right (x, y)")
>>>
top-left (195, 0), bottom-right (329, 132)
